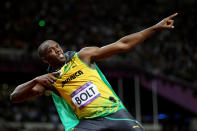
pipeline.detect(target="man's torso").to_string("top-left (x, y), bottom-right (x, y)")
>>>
top-left (53, 53), bottom-right (122, 119)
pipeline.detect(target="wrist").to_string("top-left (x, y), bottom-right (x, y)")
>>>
top-left (150, 25), bottom-right (159, 31)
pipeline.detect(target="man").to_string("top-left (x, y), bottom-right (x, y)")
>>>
top-left (10, 13), bottom-right (178, 131)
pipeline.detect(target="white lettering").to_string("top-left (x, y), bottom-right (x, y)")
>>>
top-left (72, 82), bottom-right (100, 109)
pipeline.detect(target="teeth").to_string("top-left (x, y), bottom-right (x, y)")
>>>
top-left (59, 54), bottom-right (64, 58)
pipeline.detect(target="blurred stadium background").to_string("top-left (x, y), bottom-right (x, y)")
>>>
top-left (0, 0), bottom-right (196, 130)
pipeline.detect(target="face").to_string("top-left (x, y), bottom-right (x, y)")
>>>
top-left (42, 41), bottom-right (66, 65)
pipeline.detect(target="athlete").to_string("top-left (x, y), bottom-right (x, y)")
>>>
top-left (10, 13), bottom-right (178, 131)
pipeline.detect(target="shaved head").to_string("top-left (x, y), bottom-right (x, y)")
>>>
top-left (38, 40), bottom-right (66, 69)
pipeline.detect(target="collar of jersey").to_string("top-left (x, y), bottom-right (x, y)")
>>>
top-left (60, 54), bottom-right (77, 77)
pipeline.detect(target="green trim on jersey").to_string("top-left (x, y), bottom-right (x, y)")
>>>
top-left (63, 55), bottom-right (77, 76)
top-left (94, 63), bottom-right (127, 112)
top-left (76, 53), bottom-right (96, 70)
top-left (52, 92), bottom-right (79, 131)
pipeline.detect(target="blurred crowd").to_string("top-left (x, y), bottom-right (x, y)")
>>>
top-left (0, 95), bottom-right (62, 131)
top-left (0, 93), bottom-right (191, 131)
top-left (1, 97), bottom-right (58, 123)
top-left (0, 1), bottom-right (196, 130)
top-left (0, 0), bottom-right (196, 83)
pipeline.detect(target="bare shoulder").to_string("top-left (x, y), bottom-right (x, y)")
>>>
top-left (78, 46), bottom-right (99, 62)
top-left (78, 46), bottom-right (99, 56)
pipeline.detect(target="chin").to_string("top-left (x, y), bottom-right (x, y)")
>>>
top-left (59, 58), bottom-right (66, 63)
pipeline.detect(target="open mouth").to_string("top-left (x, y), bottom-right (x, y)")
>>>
top-left (58, 53), bottom-right (65, 59)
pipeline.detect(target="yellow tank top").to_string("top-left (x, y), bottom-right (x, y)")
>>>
top-left (53, 53), bottom-right (122, 119)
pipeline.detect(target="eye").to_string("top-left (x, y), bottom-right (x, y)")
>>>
top-left (48, 49), bottom-right (53, 53)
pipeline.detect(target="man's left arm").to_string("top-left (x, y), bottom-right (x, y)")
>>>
top-left (78, 13), bottom-right (178, 63)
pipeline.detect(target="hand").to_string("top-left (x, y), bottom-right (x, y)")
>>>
top-left (34, 72), bottom-right (60, 87)
top-left (153, 13), bottom-right (178, 30)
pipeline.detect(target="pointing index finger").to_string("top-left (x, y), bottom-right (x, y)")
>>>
top-left (168, 13), bottom-right (178, 19)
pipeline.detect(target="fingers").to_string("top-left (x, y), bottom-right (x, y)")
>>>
top-left (47, 73), bottom-right (59, 82)
top-left (35, 73), bottom-right (59, 88)
top-left (47, 72), bottom-right (60, 84)
top-left (47, 76), bottom-right (56, 83)
top-left (167, 19), bottom-right (174, 28)
top-left (51, 72), bottom-right (61, 77)
top-left (44, 79), bottom-right (52, 87)
top-left (154, 12), bottom-right (178, 30)
top-left (164, 25), bottom-right (174, 29)
top-left (168, 13), bottom-right (178, 20)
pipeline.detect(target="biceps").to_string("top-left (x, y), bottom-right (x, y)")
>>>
top-left (78, 42), bottom-right (127, 62)
top-left (25, 84), bottom-right (45, 101)
top-left (92, 41), bottom-right (127, 61)
top-left (10, 83), bottom-right (45, 103)
top-left (32, 83), bottom-right (45, 96)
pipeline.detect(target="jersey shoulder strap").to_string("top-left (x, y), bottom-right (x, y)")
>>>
top-left (65, 51), bottom-right (76, 63)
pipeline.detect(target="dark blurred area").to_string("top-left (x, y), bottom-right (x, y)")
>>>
top-left (0, 0), bottom-right (196, 130)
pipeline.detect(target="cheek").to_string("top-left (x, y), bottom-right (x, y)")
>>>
top-left (48, 51), bottom-right (56, 57)
top-left (47, 53), bottom-right (57, 60)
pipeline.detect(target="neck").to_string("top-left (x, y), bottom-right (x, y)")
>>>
top-left (50, 61), bottom-right (65, 71)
